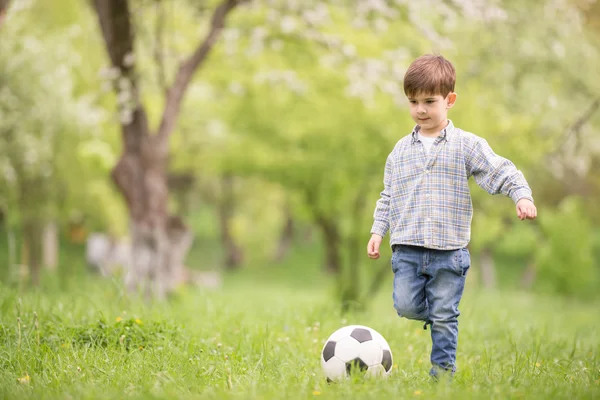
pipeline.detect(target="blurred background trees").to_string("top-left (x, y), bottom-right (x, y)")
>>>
top-left (1, 0), bottom-right (599, 307)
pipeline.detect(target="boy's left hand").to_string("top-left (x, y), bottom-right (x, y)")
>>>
top-left (516, 199), bottom-right (537, 220)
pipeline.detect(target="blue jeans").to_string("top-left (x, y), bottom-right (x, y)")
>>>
top-left (391, 244), bottom-right (470, 377)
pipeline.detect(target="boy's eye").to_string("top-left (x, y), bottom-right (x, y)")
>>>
top-left (426, 100), bottom-right (435, 104)
top-left (409, 100), bottom-right (417, 104)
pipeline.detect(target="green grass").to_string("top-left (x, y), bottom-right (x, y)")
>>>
top-left (0, 257), bottom-right (599, 399)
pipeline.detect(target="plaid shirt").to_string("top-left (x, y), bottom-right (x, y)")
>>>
top-left (371, 120), bottom-right (534, 250)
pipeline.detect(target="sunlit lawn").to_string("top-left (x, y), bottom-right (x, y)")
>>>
top-left (0, 251), bottom-right (598, 400)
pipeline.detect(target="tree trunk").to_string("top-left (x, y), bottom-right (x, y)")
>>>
top-left (6, 227), bottom-right (16, 282)
top-left (340, 189), bottom-right (369, 311)
top-left (42, 222), bottom-right (58, 271)
top-left (23, 219), bottom-right (42, 286)
top-left (113, 131), bottom-right (193, 299)
top-left (273, 205), bottom-right (294, 263)
top-left (479, 247), bottom-right (497, 289)
top-left (20, 231), bottom-right (29, 282)
top-left (520, 260), bottom-right (537, 289)
top-left (115, 137), bottom-right (165, 297)
top-left (218, 174), bottom-right (244, 270)
top-left (124, 216), bottom-right (194, 300)
top-left (16, 172), bottom-right (45, 285)
top-left (316, 216), bottom-right (342, 274)
top-left (340, 231), bottom-right (361, 311)
top-left (302, 225), bottom-right (314, 243)
top-left (304, 188), bottom-right (342, 274)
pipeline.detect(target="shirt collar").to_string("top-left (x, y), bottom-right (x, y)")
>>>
top-left (411, 120), bottom-right (455, 144)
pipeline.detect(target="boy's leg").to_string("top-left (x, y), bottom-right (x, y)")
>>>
top-left (391, 245), bottom-right (429, 322)
top-left (424, 247), bottom-right (470, 378)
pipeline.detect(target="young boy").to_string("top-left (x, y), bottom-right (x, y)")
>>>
top-left (367, 54), bottom-right (537, 379)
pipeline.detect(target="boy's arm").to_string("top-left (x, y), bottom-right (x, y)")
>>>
top-left (370, 152), bottom-right (393, 237)
top-left (464, 136), bottom-right (534, 204)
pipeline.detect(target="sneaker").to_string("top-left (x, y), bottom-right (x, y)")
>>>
top-left (429, 365), bottom-right (455, 382)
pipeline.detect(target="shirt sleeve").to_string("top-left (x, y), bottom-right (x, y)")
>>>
top-left (371, 152), bottom-right (393, 237)
top-left (464, 136), bottom-right (534, 204)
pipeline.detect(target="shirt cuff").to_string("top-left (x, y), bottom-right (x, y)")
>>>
top-left (370, 221), bottom-right (389, 237)
top-left (511, 188), bottom-right (534, 204)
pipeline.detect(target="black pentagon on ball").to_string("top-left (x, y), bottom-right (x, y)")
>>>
top-left (322, 341), bottom-right (336, 362)
top-left (350, 328), bottom-right (373, 343)
top-left (382, 349), bottom-right (393, 372)
top-left (346, 357), bottom-right (369, 374)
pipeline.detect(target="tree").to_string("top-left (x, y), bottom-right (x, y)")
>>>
top-left (0, 0), bottom-right (108, 284)
top-left (90, 0), bottom-right (246, 299)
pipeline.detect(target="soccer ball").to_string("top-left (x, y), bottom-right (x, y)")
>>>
top-left (320, 325), bottom-right (393, 382)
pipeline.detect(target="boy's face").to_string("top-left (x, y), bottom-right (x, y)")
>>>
top-left (407, 92), bottom-right (457, 136)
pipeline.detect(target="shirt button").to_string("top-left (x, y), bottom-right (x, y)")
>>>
top-left (426, 193), bottom-right (431, 198)
top-left (426, 218), bottom-right (431, 222)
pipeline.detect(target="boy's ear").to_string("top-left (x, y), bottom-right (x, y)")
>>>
top-left (446, 92), bottom-right (457, 108)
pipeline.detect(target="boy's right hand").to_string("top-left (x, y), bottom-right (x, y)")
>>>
top-left (367, 234), bottom-right (383, 259)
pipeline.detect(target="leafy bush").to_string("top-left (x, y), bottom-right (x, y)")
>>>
top-left (534, 197), bottom-right (598, 299)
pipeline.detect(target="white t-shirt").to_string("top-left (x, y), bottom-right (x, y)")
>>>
top-left (418, 133), bottom-right (438, 156)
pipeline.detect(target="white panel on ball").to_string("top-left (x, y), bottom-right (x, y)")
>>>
top-left (358, 340), bottom-right (383, 367)
top-left (334, 337), bottom-right (361, 362)
top-left (327, 325), bottom-right (356, 342)
top-left (365, 364), bottom-right (387, 378)
top-left (369, 329), bottom-right (391, 351)
top-left (322, 357), bottom-right (346, 381)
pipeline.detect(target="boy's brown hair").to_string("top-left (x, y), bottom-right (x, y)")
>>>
top-left (403, 54), bottom-right (456, 98)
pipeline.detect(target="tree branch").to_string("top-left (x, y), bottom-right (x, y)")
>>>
top-left (559, 97), bottom-right (600, 150)
top-left (92, 0), bottom-right (149, 153)
top-left (92, 0), bottom-right (134, 74)
top-left (153, 0), bottom-right (167, 94)
top-left (156, 0), bottom-right (244, 143)
top-left (0, 0), bottom-right (11, 26)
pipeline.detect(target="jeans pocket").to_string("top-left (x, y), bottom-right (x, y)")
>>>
top-left (391, 247), bottom-right (401, 273)
top-left (459, 248), bottom-right (470, 277)
top-left (453, 248), bottom-right (470, 277)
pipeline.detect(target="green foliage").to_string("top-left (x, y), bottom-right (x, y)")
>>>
top-left (495, 222), bottom-right (539, 259)
top-left (534, 197), bottom-right (598, 298)
top-left (0, 0), bottom-right (126, 234)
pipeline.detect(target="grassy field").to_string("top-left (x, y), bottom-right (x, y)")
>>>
top-left (0, 251), bottom-right (599, 400)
